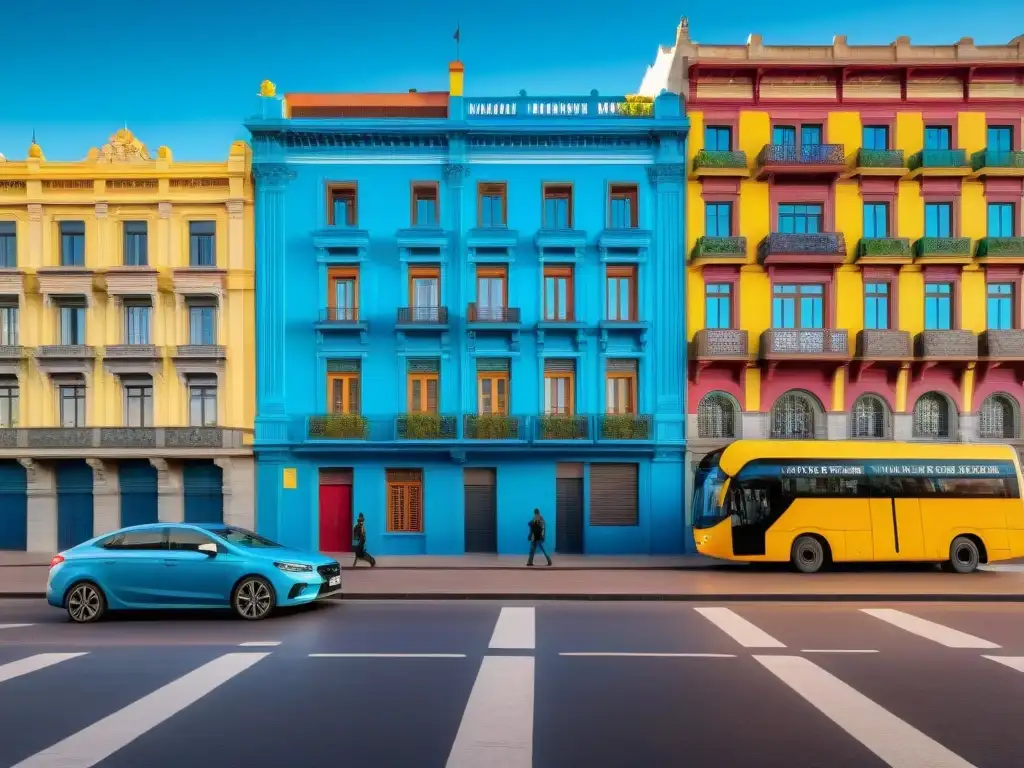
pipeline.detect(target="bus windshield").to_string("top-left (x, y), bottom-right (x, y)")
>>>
top-left (693, 452), bottom-right (729, 530)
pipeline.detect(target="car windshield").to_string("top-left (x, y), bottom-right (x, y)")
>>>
top-left (692, 455), bottom-right (729, 530)
top-left (210, 527), bottom-right (282, 548)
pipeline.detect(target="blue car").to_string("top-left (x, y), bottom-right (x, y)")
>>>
top-left (46, 523), bottom-right (342, 623)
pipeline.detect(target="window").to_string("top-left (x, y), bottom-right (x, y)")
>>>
top-left (0, 303), bottom-right (17, 345)
top-left (705, 203), bottom-right (732, 237)
top-left (477, 371), bottom-right (508, 415)
top-left (773, 125), bottom-right (796, 146)
top-left (801, 125), bottom-right (823, 146)
top-left (188, 304), bottom-right (217, 345)
top-left (705, 284), bottom-right (732, 329)
top-left (124, 304), bottom-right (151, 345)
top-left (543, 362), bottom-right (574, 415)
top-left (188, 381), bottom-right (218, 427)
top-left (605, 362), bottom-right (637, 415)
top-left (125, 383), bottom-right (153, 427)
top-left (862, 126), bottom-right (889, 150)
top-left (770, 391), bottom-right (820, 439)
top-left (168, 528), bottom-right (219, 552)
top-left (913, 392), bottom-right (951, 439)
top-left (605, 266), bottom-right (636, 322)
top-left (864, 283), bottom-right (890, 330)
top-left (988, 283), bottom-right (1014, 330)
top-left (407, 366), bottom-right (438, 414)
top-left (475, 266), bottom-right (507, 321)
top-left (543, 184), bottom-right (573, 229)
top-left (777, 204), bottom-right (823, 234)
top-left (59, 384), bottom-right (86, 427)
top-left (478, 183), bottom-right (507, 227)
top-left (0, 221), bottom-right (15, 268)
top-left (772, 284), bottom-right (823, 329)
top-left (328, 267), bottom-right (359, 322)
top-left (980, 394), bottom-right (1017, 439)
top-left (411, 183), bottom-right (439, 227)
top-left (58, 304), bottom-right (86, 345)
top-left (988, 126), bottom-right (1014, 153)
top-left (328, 184), bottom-right (357, 227)
top-left (863, 203), bottom-right (889, 238)
top-left (103, 530), bottom-right (166, 550)
top-left (697, 392), bottom-right (737, 439)
top-left (924, 126), bottom-right (952, 150)
top-left (0, 380), bottom-right (17, 427)
top-left (705, 126), bottom-right (732, 151)
top-left (188, 221), bottom-right (216, 267)
top-left (59, 221), bottom-right (85, 266)
top-left (988, 203), bottom-right (1016, 237)
top-left (122, 221), bottom-right (148, 266)
top-left (328, 372), bottom-right (360, 414)
top-left (850, 394), bottom-right (889, 439)
top-left (408, 266), bottom-right (440, 322)
top-left (925, 203), bottom-right (953, 238)
top-left (609, 184), bottom-right (638, 229)
top-left (925, 283), bottom-right (953, 330)
top-left (385, 469), bottom-right (423, 533)
top-left (543, 265), bottom-right (573, 321)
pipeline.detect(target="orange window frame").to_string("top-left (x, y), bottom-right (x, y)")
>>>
top-left (542, 183), bottom-right (574, 228)
top-left (326, 183), bottom-right (358, 226)
top-left (605, 265), bottom-right (637, 321)
top-left (408, 265), bottom-right (441, 307)
top-left (543, 371), bottom-right (575, 415)
top-left (608, 183), bottom-right (639, 228)
top-left (411, 182), bottom-right (440, 226)
top-left (475, 265), bottom-right (508, 304)
top-left (477, 182), bottom-right (507, 226)
top-left (407, 372), bottom-right (439, 413)
top-left (327, 372), bottom-right (360, 414)
top-left (543, 265), bottom-right (574, 321)
top-left (605, 371), bottom-right (637, 414)
top-left (327, 266), bottom-right (359, 320)
top-left (477, 372), bottom-right (510, 415)
top-left (386, 474), bottom-right (423, 533)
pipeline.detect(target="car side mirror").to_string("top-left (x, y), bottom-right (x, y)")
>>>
top-left (198, 542), bottom-right (218, 556)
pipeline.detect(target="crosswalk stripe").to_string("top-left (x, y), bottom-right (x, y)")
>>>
top-left (0, 653), bottom-right (87, 685)
top-left (860, 608), bottom-right (1000, 649)
top-left (488, 607), bottom-right (535, 650)
top-left (694, 607), bottom-right (786, 648)
top-left (754, 655), bottom-right (977, 768)
top-left (0, 624), bottom-right (34, 630)
top-left (446, 656), bottom-right (533, 768)
top-left (982, 656), bottom-right (1024, 673)
top-left (9, 652), bottom-right (270, 768)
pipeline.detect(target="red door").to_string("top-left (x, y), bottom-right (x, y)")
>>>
top-left (318, 484), bottom-right (353, 553)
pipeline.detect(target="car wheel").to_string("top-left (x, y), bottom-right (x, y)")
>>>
top-left (948, 536), bottom-right (981, 574)
top-left (791, 536), bottom-right (826, 574)
top-left (232, 577), bottom-right (275, 621)
top-left (66, 582), bottom-right (107, 624)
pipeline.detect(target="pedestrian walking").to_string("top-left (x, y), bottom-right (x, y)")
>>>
top-left (352, 513), bottom-right (377, 567)
top-left (526, 508), bottom-right (552, 567)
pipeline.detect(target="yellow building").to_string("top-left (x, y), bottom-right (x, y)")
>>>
top-left (641, 23), bottom-right (1024, 468)
top-left (0, 130), bottom-right (255, 551)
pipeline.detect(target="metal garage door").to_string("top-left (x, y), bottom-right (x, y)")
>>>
top-left (182, 461), bottom-right (224, 524)
top-left (56, 460), bottom-right (94, 550)
top-left (556, 463), bottom-right (584, 554)
top-left (119, 460), bottom-right (159, 528)
top-left (463, 468), bottom-right (497, 553)
top-left (0, 460), bottom-right (27, 550)
top-left (589, 463), bottom-right (639, 526)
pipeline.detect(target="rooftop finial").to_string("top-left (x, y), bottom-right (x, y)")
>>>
top-left (31, 128), bottom-right (36, 145)
top-left (677, 16), bottom-right (691, 44)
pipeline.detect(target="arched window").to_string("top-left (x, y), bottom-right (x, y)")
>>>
top-left (850, 394), bottom-right (890, 439)
top-left (770, 390), bottom-right (823, 439)
top-left (697, 392), bottom-right (738, 439)
top-left (980, 394), bottom-right (1019, 440)
top-left (913, 392), bottom-right (952, 439)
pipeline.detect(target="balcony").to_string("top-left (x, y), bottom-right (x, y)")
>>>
top-left (597, 414), bottom-right (652, 441)
top-left (692, 150), bottom-right (749, 178)
top-left (856, 330), bottom-right (912, 359)
top-left (980, 330), bottom-right (1024, 359)
top-left (0, 345), bottom-right (25, 376)
top-left (692, 329), bottom-right (750, 360)
top-left (463, 415), bottom-right (525, 441)
top-left (856, 238), bottom-right (912, 264)
top-left (396, 306), bottom-right (448, 327)
top-left (760, 329), bottom-right (850, 361)
top-left (692, 236), bottom-right (747, 262)
top-left (977, 237), bottom-right (1024, 261)
top-left (850, 149), bottom-right (907, 177)
top-left (758, 232), bottom-right (846, 265)
top-left (755, 143), bottom-right (846, 180)
top-left (970, 149), bottom-right (1024, 178)
top-left (312, 227), bottom-right (370, 255)
top-left (103, 344), bottom-right (163, 375)
top-left (396, 414), bottom-right (458, 441)
top-left (907, 149), bottom-right (970, 178)
top-left (171, 266), bottom-right (226, 299)
top-left (0, 427), bottom-right (248, 453)
top-left (917, 330), bottom-right (977, 360)
top-left (101, 267), bottom-right (158, 299)
top-left (35, 344), bottom-right (95, 375)
top-left (535, 415), bottom-right (591, 441)
top-left (36, 268), bottom-right (96, 299)
top-left (173, 345), bottom-right (227, 361)
top-left (467, 304), bottom-right (521, 325)
top-left (0, 268), bottom-right (26, 296)
top-left (314, 307), bottom-right (369, 343)
top-left (914, 237), bottom-right (972, 262)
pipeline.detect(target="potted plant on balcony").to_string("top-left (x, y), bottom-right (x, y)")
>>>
top-left (398, 413), bottom-right (450, 439)
top-left (466, 414), bottom-right (517, 439)
top-left (601, 414), bottom-right (649, 440)
top-left (540, 414), bottom-right (583, 439)
top-left (310, 414), bottom-right (368, 439)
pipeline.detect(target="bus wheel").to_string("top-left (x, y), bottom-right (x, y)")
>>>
top-left (791, 536), bottom-right (826, 574)
top-left (947, 536), bottom-right (981, 574)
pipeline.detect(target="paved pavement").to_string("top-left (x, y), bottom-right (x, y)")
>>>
top-left (0, 599), bottom-right (1023, 767)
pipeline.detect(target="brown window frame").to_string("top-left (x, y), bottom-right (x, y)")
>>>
top-left (477, 182), bottom-right (508, 227)
top-left (326, 183), bottom-right (358, 227)
top-left (411, 182), bottom-right (440, 227)
top-left (605, 371), bottom-right (637, 415)
top-left (605, 265), bottom-right (637, 322)
top-left (408, 265), bottom-right (441, 308)
top-left (327, 266), bottom-right (359, 322)
top-left (608, 183), bottom-right (639, 229)
top-left (386, 469), bottom-right (423, 533)
top-left (327, 372), bottom-right (361, 414)
top-left (542, 265), bottom-right (574, 322)
top-left (542, 183), bottom-right (574, 228)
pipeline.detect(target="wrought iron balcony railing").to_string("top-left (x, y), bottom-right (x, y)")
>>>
top-left (855, 148), bottom-right (906, 169)
top-left (467, 304), bottom-right (522, 323)
top-left (757, 143), bottom-right (845, 167)
top-left (908, 149), bottom-right (968, 170)
top-left (759, 232), bottom-right (846, 259)
top-left (693, 150), bottom-right (748, 171)
top-left (396, 306), bottom-right (448, 325)
top-left (693, 236), bottom-right (747, 259)
top-left (692, 329), bottom-right (749, 358)
top-left (761, 329), bottom-right (850, 357)
top-left (857, 238), bottom-right (912, 259)
top-left (320, 307), bottom-right (361, 323)
top-left (914, 238), bottom-right (972, 258)
top-left (977, 237), bottom-right (1024, 258)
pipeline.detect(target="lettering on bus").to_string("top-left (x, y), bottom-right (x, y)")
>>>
top-left (781, 465), bottom-right (864, 477)
top-left (866, 462), bottom-right (1004, 477)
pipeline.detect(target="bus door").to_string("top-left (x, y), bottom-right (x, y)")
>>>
top-left (870, 477), bottom-right (925, 560)
top-left (729, 482), bottom-right (776, 557)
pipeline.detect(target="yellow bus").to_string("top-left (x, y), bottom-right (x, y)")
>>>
top-left (692, 440), bottom-right (1024, 573)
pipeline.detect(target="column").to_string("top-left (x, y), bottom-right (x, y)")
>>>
top-left (87, 459), bottom-right (120, 536)
top-left (150, 458), bottom-right (184, 523)
top-left (21, 459), bottom-right (57, 552)
top-left (252, 164), bottom-right (295, 443)
top-left (27, 204), bottom-right (43, 268)
top-left (443, 163), bottom-right (469, 413)
top-left (215, 456), bottom-right (255, 530)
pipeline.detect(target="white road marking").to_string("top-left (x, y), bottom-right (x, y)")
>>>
top-left (488, 607), bottom-right (535, 650)
top-left (0, 623), bottom-right (34, 630)
top-left (309, 653), bottom-right (466, 658)
top-left (693, 607), bottom-right (786, 648)
top-left (0, 653), bottom-right (87, 684)
top-left (802, 649), bottom-right (879, 654)
top-left (982, 656), bottom-right (1024, 673)
top-left (861, 608), bottom-right (1000, 649)
top-left (560, 652), bottom-right (736, 658)
top-left (755, 655), bottom-right (977, 768)
top-left (446, 656), bottom-right (533, 768)
top-left (238, 641), bottom-right (281, 647)
top-left (10, 652), bottom-right (269, 768)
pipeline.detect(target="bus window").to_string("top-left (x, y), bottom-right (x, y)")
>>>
top-left (693, 464), bottom-right (728, 529)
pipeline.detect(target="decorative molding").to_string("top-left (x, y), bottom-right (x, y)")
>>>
top-left (442, 163), bottom-right (471, 182)
top-left (17, 457), bottom-right (37, 483)
top-left (646, 163), bottom-right (687, 183)
top-left (94, 203), bottom-right (108, 219)
top-left (253, 163), bottom-right (296, 187)
top-left (85, 458), bottom-right (107, 486)
top-left (27, 204), bottom-right (42, 222)
top-left (158, 202), bottom-right (172, 219)
top-left (226, 200), bottom-right (245, 218)
top-left (213, 457), bottom-right (233, 473)
top-left (95, 129), bottom-right (151, 162)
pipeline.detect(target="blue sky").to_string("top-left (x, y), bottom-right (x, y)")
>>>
top-left (0, 0), bottom-right (1019, 161)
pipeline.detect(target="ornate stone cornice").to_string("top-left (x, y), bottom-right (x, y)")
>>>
top-left (646, 163), bottom-right (687, 183)
top-left (442, 163), bottom-right (471, 183)
top-left (253, 163), bottom-right (296, 188)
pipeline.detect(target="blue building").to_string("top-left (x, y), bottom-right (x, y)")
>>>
top-left (247, 62), bottom-right (690, 556)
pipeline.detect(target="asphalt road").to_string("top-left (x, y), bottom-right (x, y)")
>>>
top-left (0, 599), bottom-right (1023, 768)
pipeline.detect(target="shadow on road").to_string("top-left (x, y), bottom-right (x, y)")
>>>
top-left (54, 600), bottom-right (337, 625)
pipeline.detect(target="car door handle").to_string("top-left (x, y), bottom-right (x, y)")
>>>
top-left (163, 560), bottom-right (179, 567)
top-left (103, 559), bottom-right (117, 565)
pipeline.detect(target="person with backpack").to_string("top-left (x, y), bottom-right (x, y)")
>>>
top-left (352, 513), bottom-right (377, 567)
top-left (527, 508), bottom-right (552, 567)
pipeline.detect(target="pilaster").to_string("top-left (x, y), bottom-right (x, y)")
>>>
top-left (892, 414), bottom-right (914, 441)
top-left (27, 204), bottom-right (43, 268)
top-left (740, 411), bottom-right (767, 439)
top-left (826, 413), bottom-right (847, 440)
top-left (443, 162), bottom-right (469, 412)
top-left (87, 459), bottom-right (120, 536)
top-left (150, 458), bottom-right (184, 523)
top-left (21, 458), bottom-right (57, 552)
top-left (215, 456), bottom-right (255, 530)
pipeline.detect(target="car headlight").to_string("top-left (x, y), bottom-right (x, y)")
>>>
top-left (274, 561), bottom-right (313, 573)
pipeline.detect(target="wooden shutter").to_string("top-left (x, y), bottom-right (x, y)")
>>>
top-left (589, 463), bottom-right (639, 526)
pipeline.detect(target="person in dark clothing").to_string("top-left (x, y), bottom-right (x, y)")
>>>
top-left (527, 508), bottom-right (552, 567)
top-left (352, 513), bottom-right (376, 567)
